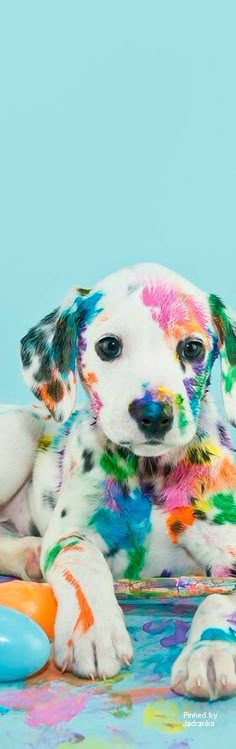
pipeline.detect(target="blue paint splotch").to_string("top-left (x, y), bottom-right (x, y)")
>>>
top-left (89, 480), bottom-right (152, 553)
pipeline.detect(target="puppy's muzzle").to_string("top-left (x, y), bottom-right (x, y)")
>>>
top-left (128, 399), bottom-right (173, 440)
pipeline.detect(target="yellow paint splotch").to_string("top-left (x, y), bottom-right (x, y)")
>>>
top-left (143, 699), bottom-right (185, 733)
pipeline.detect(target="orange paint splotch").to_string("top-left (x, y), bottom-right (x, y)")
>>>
top-left (215, 457), bottom-right (236, 491)
top-left (226, 545), bottom-right (236, 557)
top-left (110, 685), bottom-right (170, 707)
top-left (166, 507), bottom-right (195, 544)
top-left (83, 370), bottom-right (98, 387)
top-left (38, 379), bottom-right (64, 413)
top-left (60, 544), bottom-right (84, 555)
top-left (62, 568), bottom-right (94, 634)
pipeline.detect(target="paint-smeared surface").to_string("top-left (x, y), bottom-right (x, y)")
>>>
top-left (0, 583), bottom-right (235, 747)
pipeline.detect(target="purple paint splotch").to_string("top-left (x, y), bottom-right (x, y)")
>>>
top-left (143, 619), bottom-right (169, 635)
top-left (160, 620), bottom-right (189, 647)
top-left (226, 610), bottom-right (236, 628)
top-left (142, 618), bottom-right (189, 646)
top-left (217, 421), bottom-right (235, 452)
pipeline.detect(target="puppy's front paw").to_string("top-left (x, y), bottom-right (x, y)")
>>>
top-left (4, 536), bottom-right (42, 580)
top-left (54, 602), bottom-right (133, 679)
top-left (171, 641), bottom-right (236, 700)
top-left (24, 540), bottom-right (42, 580)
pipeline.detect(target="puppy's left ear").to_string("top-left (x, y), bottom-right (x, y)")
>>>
top-left (209, 294), bottom-right (236, 425)
top-left (20, 287), bottom-right (102, 422)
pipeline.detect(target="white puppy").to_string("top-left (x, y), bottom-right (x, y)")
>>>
top-left (1, 262), bottom-right (236, 699)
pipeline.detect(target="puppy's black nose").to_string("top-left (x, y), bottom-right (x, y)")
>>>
top-left (128, 399), bottom-right (173, 438)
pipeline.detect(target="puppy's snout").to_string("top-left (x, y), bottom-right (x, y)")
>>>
top-left (128, 399), bottom-right (173, 439)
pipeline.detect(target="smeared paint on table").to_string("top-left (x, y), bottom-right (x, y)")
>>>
top-left (115, 575), bottom-right (236, 598)
top-left (0, 577), bottom-right (236, 748)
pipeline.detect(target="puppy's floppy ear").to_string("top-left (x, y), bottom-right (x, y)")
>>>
top-left (209, 294), bottom-right (236, 425)
top-left (20, 287), bottom-right (103, 422)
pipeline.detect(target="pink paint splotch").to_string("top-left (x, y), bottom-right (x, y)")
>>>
top-left (105, 478), bottom-right (122, 512)
top-left (141, 283), bottom-right (208, 338)
top-left (160, 459), bottom-right (210, 511)
top-left (211, 564), bottom-right (232, 577)
top-left (0, 683), bottom-right (88, 727)
top-left (90, 391), bottom-right (103, 418)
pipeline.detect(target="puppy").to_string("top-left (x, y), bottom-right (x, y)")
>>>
top-left (0, 262), bottom-right (236, 699)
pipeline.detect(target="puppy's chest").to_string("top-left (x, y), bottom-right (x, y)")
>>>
top-left (91, 473), bottom-right (160, 549)
top-left (46, 424), bottom-right (203, 577)
top-left (88, 455), bottom-right (167, 555)
top-left (69, 434), bottom-right (168, 555)
top-left (87, 466), bottom-right (200, 578)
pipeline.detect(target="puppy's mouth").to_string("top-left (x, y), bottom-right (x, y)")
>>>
top-left (141, 439), bottom-right (161, 445)
top-left (120, 439), bottom-right (162, 447)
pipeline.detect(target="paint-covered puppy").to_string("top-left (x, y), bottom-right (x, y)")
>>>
top-left (0, 262), bottom-right (236, 699)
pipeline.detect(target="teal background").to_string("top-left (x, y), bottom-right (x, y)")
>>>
top-left (0, 1), bottom-right (235, 422)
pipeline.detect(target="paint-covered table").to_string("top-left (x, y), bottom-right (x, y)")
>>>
top-left (0, 576), bottom-right (236, 749)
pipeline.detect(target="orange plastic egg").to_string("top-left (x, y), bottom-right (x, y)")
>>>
top-left (0, 581), bottom-right (57, 639)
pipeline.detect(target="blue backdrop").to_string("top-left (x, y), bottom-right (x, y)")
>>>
top-left (1, 1), bottom-right (235, 427)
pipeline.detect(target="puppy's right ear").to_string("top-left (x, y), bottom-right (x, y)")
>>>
top-left (20, 287), bottom-right (102, 422)
top-left (209, 293), bottom-right (236, 426)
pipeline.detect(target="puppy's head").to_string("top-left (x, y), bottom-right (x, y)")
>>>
top-left (21, 263), bottom-right (236, 456)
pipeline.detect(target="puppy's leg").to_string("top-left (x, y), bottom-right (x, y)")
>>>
top-left (40, 487), bottom-right (133, 679)
top-left (0, 407), bottom-right (44, 579)
top-left (171, 520), bottom-right (236, 699)
top-left (0, 407), bottom-right (44, 503)
top-left (171, 591), bottom-right (236, 700)
top-left (176, 519), bottom-right (236, 578)
top-left (0, 534), bottom-right (42, 579)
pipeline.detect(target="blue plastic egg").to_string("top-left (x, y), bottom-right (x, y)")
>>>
top-left (0, 605), bottom-right (50, 681)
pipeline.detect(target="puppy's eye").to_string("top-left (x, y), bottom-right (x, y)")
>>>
top-left (95, 336), bottom-right (122, 361)
top-left (182, 339), bottom-right (205, 361)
